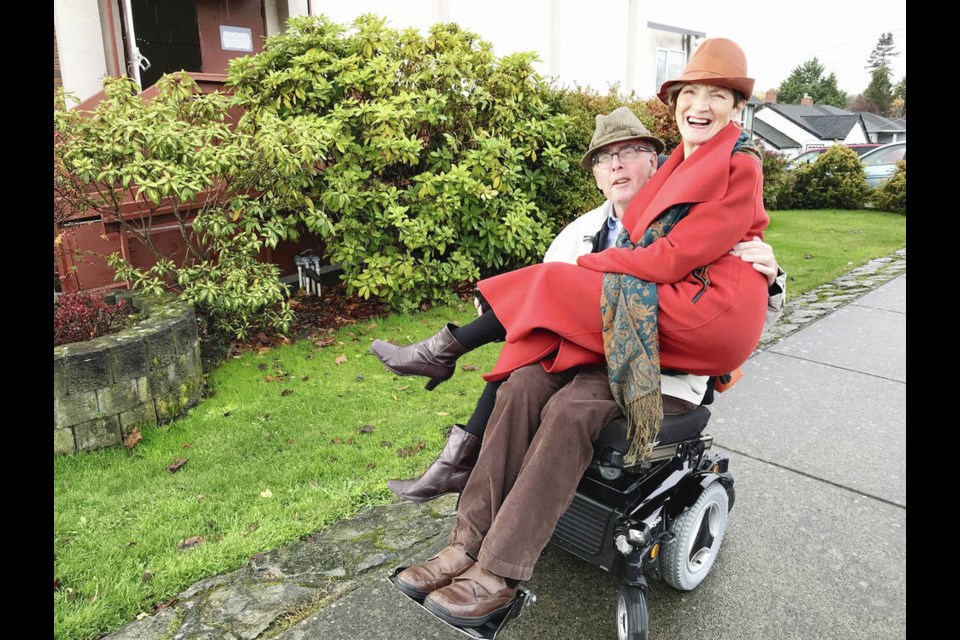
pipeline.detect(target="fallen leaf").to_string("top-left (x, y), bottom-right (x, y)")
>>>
top-left (281, 388), bottom-right (293, 397)
top-left (247, 522), bottom-right (259, 532)
top-left (197, 495), bottom-right (205, 501)
top-left (804, 253), bottom-right (815, 260)
top-left (314, 336), bottom-right (336, 347)
top-left (223, 411), bottom-right (232, 417)
top-left (141, 570), bottom-right (153, 582)
top-left (366, 462), bottom-right (377, 470)
top-left (286, 438), bottom-right (294, 445)
top-left (179, 536), bottom-right (204, 549)
top-left (167, 458), bottom-right (188, 473)
top-left (355, 375), bottom-right (365, 381)
top-left (125, 541), bottom-right (137, 547)
top-left (381, 440), bottom-right (394, 447)
top-left (396, 385), bottom-right (410, 391)
top-left (260, 489), bottom-right (273, 498)
top-left (301, 376), bottom-right (309, 381)
top-left (435, 412), bottom-right (449, 417)
top-left (331, 437), bottom-right (343, 444)
top-left (136, 612), bottom-right (149, 620)
top-left (397, 440), bottom-right (427, 458)
top-left (359, 424), bottom-right (375, 433)
top-left (123, 427), bottom-right (142, 450)
top-left (367, 322), bottom-right (378, 329)
top-left (54, 578), bottom-right (62, 592)
top-left (265, 375), bottom-right (276, 382)
top-left (257, 363), bottom-right (267, 370)
top-left (462, 364), bottom-right (478, 372)
top-left (153, 598), bottom-right (179, 612)
top-left (334, 355), bottom-right (348, 365)
top-left (181, 442), bottom-right (193, 448)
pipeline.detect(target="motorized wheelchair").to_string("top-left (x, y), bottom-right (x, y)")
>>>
top-left (389, 382), bottom-right (735, 640)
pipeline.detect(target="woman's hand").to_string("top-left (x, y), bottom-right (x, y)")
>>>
top-left (730, 237), bottom-right (779, 287)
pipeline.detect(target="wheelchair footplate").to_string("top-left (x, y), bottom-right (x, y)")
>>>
top-left (388, 566), bottom-right (534, 639)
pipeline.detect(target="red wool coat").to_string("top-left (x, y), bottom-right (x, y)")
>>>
top-left (477, 122), bottom-right (770, 381)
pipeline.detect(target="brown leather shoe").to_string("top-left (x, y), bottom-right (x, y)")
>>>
top-left (423, 563), bottom-right (519, 627)
top-left (370, 324), bottom-right (466, 390)
top-left (387, 425), bottom-right (481, 503)
top-left (392, 546), bottom-right (475, 601)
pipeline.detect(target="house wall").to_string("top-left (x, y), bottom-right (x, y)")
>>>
top-left (298, 0), bottom-right (671, 99)
top-left (55, 0), bottom-right (702, 104)
top-left (839, 126), bottom-right (869, 145)
top-left (55, 0), bottom-right (110, 105)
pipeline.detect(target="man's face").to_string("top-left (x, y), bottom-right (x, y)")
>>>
top-left (591, 139), bottom-right (658, 215)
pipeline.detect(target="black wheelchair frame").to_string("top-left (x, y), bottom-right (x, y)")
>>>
top-left (390, 404), bottom-right (735, 640)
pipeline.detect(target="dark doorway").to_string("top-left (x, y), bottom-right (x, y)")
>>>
top-left (127, 0), bottom-right (202, 89)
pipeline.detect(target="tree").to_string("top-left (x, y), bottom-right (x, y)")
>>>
top-left (866, 32), bottom-right (898, 71)
top-left (860, 33), bottom-right (899, 116)
top-left (776, 58), bottom-right (847, 107)
top-left (891, 75), bottom-right (906, 117)
top-left (863, 66), bottom-right (893, 116)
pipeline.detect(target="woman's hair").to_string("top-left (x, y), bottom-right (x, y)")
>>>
top-left (665, 83), bottom-right (746, 111)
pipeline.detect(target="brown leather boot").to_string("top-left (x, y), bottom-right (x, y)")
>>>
top-left (423, 563), bottom-right (519, 627)
top-left (387, 425), bottom-right (481, 503)
top-left (393, 546), bottom-right (475, 601)
top-left (370, 324), bottom-right (467, 390)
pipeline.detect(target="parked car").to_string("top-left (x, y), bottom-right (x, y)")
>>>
top-left (786, 143), bottom-right (884, 170)
top-left (860, 142), bottom-right (906, 188)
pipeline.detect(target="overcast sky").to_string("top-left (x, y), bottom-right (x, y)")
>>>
top-left (648, 1), bottom-right (906, 96)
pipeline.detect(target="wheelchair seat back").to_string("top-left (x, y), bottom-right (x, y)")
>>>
top-left (592, 405), bottom-right (711, 476)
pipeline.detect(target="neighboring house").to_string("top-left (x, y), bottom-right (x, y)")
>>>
top-left (858, 112), bottom-right (907, 144)
top-left (751, 96), bottom-right (871, 159)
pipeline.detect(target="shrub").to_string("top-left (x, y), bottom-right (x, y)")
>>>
top-left (869, 160), bottom-right (906, 214)
top-left (226, 14), bottom-right (581, 313)
top-left (54, 292), bottom-right (135, 347)
top-left (54, 72), bottom-right (314, 341)
top-left (788, 145), bottom-right (869, 209)
top-left (759, 149), bottom-right (795, 210)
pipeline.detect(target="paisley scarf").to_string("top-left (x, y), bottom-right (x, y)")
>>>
top-left (600, 130), bottom-right (762, 464)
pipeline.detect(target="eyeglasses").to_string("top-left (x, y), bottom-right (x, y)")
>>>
top-left (591, 145), bottom-right (656, 168)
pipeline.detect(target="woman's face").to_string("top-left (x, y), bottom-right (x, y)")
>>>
top-left (674, 84), bottom-right (743, 155)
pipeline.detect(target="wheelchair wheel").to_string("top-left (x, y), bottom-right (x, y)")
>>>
top-left (616, 585), bottom-right (649, 640)
top-left (661, 481), bottom-right (728, 591)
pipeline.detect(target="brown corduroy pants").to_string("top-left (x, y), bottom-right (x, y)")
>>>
top-left (448, 364), bottom-right (622, 581)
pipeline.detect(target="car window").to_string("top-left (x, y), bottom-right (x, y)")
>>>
top-left (863, 145), bottom-right (906, 166)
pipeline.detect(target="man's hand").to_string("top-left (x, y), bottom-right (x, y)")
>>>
top-left (730, 237), bottom-right (779, 287)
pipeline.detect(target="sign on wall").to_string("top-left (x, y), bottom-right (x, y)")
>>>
top-left (219, 26), bottom-right (253, 52)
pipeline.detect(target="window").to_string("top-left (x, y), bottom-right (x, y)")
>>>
top-left (656, 49), bottom-right (686, 92)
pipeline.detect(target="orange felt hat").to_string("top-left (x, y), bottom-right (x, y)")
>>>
top-left (657, 38), bottom-right (754, 104)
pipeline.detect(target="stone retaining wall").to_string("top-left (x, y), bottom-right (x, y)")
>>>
top-left (54, 295), bottom-right (205, 454)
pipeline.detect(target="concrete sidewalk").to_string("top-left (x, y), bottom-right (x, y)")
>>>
top-left (105, 251), bottom-right (906, 640)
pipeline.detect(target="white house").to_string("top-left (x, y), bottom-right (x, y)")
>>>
top-left (55, 0), bottom-right (708, 106)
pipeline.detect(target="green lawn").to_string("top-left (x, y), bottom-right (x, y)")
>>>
top-left (53, 208), bottom-right (905, 640)
top-left (763, 209), bottom-right (906, 297)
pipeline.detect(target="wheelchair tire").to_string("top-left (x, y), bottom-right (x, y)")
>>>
top-left (661, 481), bottom-right (729, 591)
top-left (616, 585), bottom-right (649, 640)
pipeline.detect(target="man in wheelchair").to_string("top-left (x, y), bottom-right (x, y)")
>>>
top-left (386, 44), bottom-right (785, 637)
